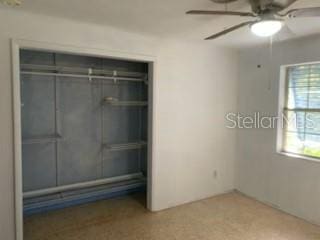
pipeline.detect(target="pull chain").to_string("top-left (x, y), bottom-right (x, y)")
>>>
top-left (223, 3), bottom-right (228, 30)
top-left (268, 36), bottom-right (274, 91)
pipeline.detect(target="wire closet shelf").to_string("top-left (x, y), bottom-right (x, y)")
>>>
top-left (20, 64), bottom-right (148, 84)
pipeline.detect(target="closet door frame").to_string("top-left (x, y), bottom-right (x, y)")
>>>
top-left (12, 39), bottom-right (156, 240)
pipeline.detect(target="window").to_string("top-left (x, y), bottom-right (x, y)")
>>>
top-left (279, 63), bottom-right (320, 160)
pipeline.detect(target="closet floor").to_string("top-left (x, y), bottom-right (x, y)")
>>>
top-left (24, 192), bottom-right (320, 240)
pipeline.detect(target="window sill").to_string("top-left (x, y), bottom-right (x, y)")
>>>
top-left (277, 151), bottom-right (320, 164)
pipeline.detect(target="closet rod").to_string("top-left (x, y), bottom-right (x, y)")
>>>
top-left (21, 71), bottom-right (146, 83)
top-left (104, 142), bottom-right (147, 151)
top-left (103, 100), bottom-right (148, 107)
top-left (23, 172), bottom-right (144, 199)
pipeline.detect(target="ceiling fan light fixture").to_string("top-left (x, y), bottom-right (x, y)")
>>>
top-left (250, 20), bottom-right (283, 37)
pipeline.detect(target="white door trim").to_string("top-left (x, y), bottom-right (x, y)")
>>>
top-left (11, 39), bottom-right (157, 240)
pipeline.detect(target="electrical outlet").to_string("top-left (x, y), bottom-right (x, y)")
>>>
top-left (213, 170), bottom-right (218, 179)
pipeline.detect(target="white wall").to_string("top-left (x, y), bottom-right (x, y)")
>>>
top-left (153, 41), bottom-right (238, 208)
top-left (0, 8), bottom-right (238, 240)
top-left (236, 35), bottom-right (320, 225)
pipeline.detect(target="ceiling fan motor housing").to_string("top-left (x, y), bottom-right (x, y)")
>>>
top-left (250, 0), bottom-right (296, 13)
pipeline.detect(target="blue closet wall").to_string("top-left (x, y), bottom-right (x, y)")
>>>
top-left (20, 50), bottom-right (148, 214)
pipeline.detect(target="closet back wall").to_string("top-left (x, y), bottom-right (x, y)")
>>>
top-left (21, 50), bottom-right (148, 193)
top-left (0, 8), bottom-right (238, 240)
top-left (21, 50), bottom-right (148, 214)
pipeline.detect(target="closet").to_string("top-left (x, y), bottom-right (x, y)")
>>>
top-left (20, 49), bottom-right (149, 214)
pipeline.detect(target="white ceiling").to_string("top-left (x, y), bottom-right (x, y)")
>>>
top-left (1, 0), bottom-right (320, 48)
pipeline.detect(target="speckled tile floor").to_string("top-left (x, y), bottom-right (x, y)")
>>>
top-left (24, 192), bottom-right (320, 240)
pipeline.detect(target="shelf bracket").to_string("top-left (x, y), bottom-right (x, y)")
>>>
top-left (113, 70), bottom-right (118, 84)
top-left (88, 68), bottom-right (93, 83)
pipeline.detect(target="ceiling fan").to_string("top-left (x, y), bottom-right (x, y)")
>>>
top-left (186, 0), bottom-right (320, 40)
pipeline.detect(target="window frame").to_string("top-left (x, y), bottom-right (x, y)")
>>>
top-left (277, 61), bottom-right (320, 163)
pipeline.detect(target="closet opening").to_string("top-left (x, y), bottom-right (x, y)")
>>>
top-left (13, 43), bottom-right (154, 240)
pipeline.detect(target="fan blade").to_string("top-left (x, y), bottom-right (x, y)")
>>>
top-left (186, 10), bottom-right (256, 17)
top-left (285, 7), bottom-right (320, 18)
top-left (205, 21), bottom-right (256, 40)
